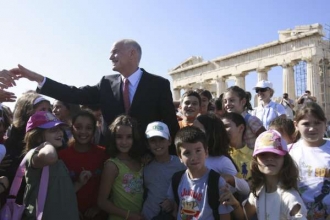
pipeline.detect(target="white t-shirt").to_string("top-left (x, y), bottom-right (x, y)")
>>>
top-left (252, 101), bottom-right (286, 129)
top-left (290, 140), bottom-right (330, 220)
top-left (205, 156), bottom-right (237, 175)
top-left (248, 187), bottom-right (307, 220)
top-left (167, 169), bottom-right (233, 219)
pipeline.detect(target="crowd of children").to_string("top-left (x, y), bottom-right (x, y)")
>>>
top-left (1, 70), bottom-right (330, 219)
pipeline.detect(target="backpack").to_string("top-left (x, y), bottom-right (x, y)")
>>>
top-left (171, 169), bottom-right (220, 220)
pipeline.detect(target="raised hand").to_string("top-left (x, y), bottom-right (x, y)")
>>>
top-left (0, 69), bottom-right (19, 89)
top-left (0, 89), bottom-right (16, 102)
top-left (10, 64), bottom-right (44, 83)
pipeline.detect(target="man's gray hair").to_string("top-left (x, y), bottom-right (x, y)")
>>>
top-left (121, 39), bottom-right (142, 64)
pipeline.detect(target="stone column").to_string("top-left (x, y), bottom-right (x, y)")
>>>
top-left (256, 67), bottom-right (270, 82)
top-left (173, 88), bottom-right (181, 101)
top-left (281, 62), bottom-right (296, 99)
top-left (235, 74), bottom-right (246, 90)
top-left (305, 56), bottom-right (321, 104)
top-left (216, 77), bottom-right (227, 98)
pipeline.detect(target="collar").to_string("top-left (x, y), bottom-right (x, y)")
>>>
top-left (121, 68), bottom-right (142, 87)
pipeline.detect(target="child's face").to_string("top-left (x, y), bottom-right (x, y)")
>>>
top-left (34, 101), bottom-right (51, 113)
top-left (43, 126), bottom-right (63, 148)
top-left (72, 116), bottom-right (94, 145)
top-left (179, 142), bottom-right (207, 174)
top-left (223, 92), bottom-right (245, 113)
top-left (115, 125), bottom-right (133, 153)
top-left (295, 113), bottom-right (326, 146)
top-left (180, 96), bottom-right (200, 120)
top-left (222, 118), bottom-right (244, 146)
top-left (256, 152), bottom-right (284, 176)
top-left (148, 136), bottom-right (171, 157)
top-left (200, 95), bottom-right (209, 114)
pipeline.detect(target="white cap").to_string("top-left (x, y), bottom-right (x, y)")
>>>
top-left (145, 121), bottom-right (170, 140)
top-left (253, 80), bottom-right (273, 90)
top-left (0, 144), bottom-right (6, 163)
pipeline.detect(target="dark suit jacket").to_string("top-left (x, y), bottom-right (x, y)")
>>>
top-left (38, 68), bottom-right (179, 154)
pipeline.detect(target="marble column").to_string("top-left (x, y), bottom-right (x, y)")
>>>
top-left (216, 77), bottom-right (227, 98)
top-left (235, 74), bottom-right (246, 90)
top-left (305, 57), bottom-right (321, 104)
top-left (282, 62), bottom-right (296, 99)
top-left (173, 88), bottom-right (181, 101)
top-left (256, 67), bottom-right (270, 82)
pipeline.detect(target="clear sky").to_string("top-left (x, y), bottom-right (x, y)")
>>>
top-left (1, 0), bottom-right (330, 110)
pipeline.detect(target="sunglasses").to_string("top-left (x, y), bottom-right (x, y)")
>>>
top-left (255, 88), bottom-right (269, 93)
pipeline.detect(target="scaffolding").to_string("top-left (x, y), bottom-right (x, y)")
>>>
top-left (319, 23), bottom-right (330, 116)
top-left (294, 61), bottom-right (307, 98)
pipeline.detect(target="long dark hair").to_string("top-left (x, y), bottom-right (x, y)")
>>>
top-left (196, 113), bottom-right (238, 171)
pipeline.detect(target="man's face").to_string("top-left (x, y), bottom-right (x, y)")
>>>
top-left (109, 42), bottom-right (131, 74)
top-left (283, 94), bottom-right (288, 99)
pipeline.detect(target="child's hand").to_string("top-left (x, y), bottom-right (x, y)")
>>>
top-left (84, 206), bottom-right (100, 218)
top-left (160, 198), bottom-right (173, 212)
top-left (219, 185), bottom-right (240, 208)
top-left (78, 170), bottom-right (92, 186)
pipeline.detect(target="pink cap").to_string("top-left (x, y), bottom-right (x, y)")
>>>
top-left (26, 111), bottom-right (66, 132)
top-left (253, 130), bottom-right (288, 156)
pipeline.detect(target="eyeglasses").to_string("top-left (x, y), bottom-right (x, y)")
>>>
top-left (255, 88), bottom-right (268, 93)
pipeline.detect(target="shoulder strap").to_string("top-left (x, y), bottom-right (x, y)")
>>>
top-left (8, 148), bottom-right (49, 220)
top-left (171, 169), bottom-right (186, 206)
top-left (8, 149), bottom-right (35, 196)
top-left (36, 166), bottom-right (49, 220)
top-left (208, 169), bottom-right (220, 220)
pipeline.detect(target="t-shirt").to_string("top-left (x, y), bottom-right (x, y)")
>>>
top-left (58, 144), bottom-right (108, 213)
top-left (23, 151), bottom-right (79, 220)
top-left (205, 156), bottom-right (237, 176)
top-left (290, 140), bottom-right (330, 220)
top-left (142, 156), bottom-right (186, 220)
top-left (252, 101), bottom-right (286, 129)
top-left (167, 169), bottom-right (233, 219)
top-left (108, 158), bottom-right (144, 220)
top-left (229, 145), bottom-right (253, 180)
top-left (248, 187), bottom-right (307, 220)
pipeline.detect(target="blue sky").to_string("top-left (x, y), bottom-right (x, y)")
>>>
top-left (1, 0), bottom-right (330, 109)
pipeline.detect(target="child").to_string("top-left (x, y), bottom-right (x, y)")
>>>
top-left (221, 130), bottom-right (307, 220)
top-left (58, 110), bottom-right (108, 220)
top-left (168, 126), bottom-right (233, 219)
top-left (23, 111), bottom-right (79, 219)
top-left (269, 117), bottom-right (298, 145)
top-left (289, 102), bottom-right (330, 219)
top-left (98, 115), bottom-right (144, 220)
top-left (193, 113), bottom-right (249, 197)
top-left (223, 86), bottom-right (265, 149)
top-left (196, 89), bottom-right (213, 115)
top-left (222, 112), bottom-right (253, 181)
top-left (178, 90), bottom-right (201, 128)
top-left (142, 121), bottom-right (186, 219)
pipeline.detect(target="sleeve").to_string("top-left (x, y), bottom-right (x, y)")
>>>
top-left (247, 192), bottom-right (256, 207)
top-left (233, 176), bottom-right (250, 196)
top-left (37, 77), bottom-right (101, 105)
top-left (218, 177), bottom-right (234, 214)
top-left (158, 79), bottom-right (180, 143)
top-left (282, 189), bottom-right (307, 220)
top-left (276, 104), bottom-right (287, 116)
top-left (219, 156), bottom-right (237, 176)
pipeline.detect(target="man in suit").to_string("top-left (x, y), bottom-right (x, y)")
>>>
top-left (10, 39), bottom-right (179, 153)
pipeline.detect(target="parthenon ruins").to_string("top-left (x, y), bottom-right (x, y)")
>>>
top-left (169, 23), bottom-right (330, 118)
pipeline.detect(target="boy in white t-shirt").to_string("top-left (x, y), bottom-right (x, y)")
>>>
top-left (168, 126), bottom-right (232, 220)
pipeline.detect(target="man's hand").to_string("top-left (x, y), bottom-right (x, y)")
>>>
top-left (9, 64), bottom-right (44, 84)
